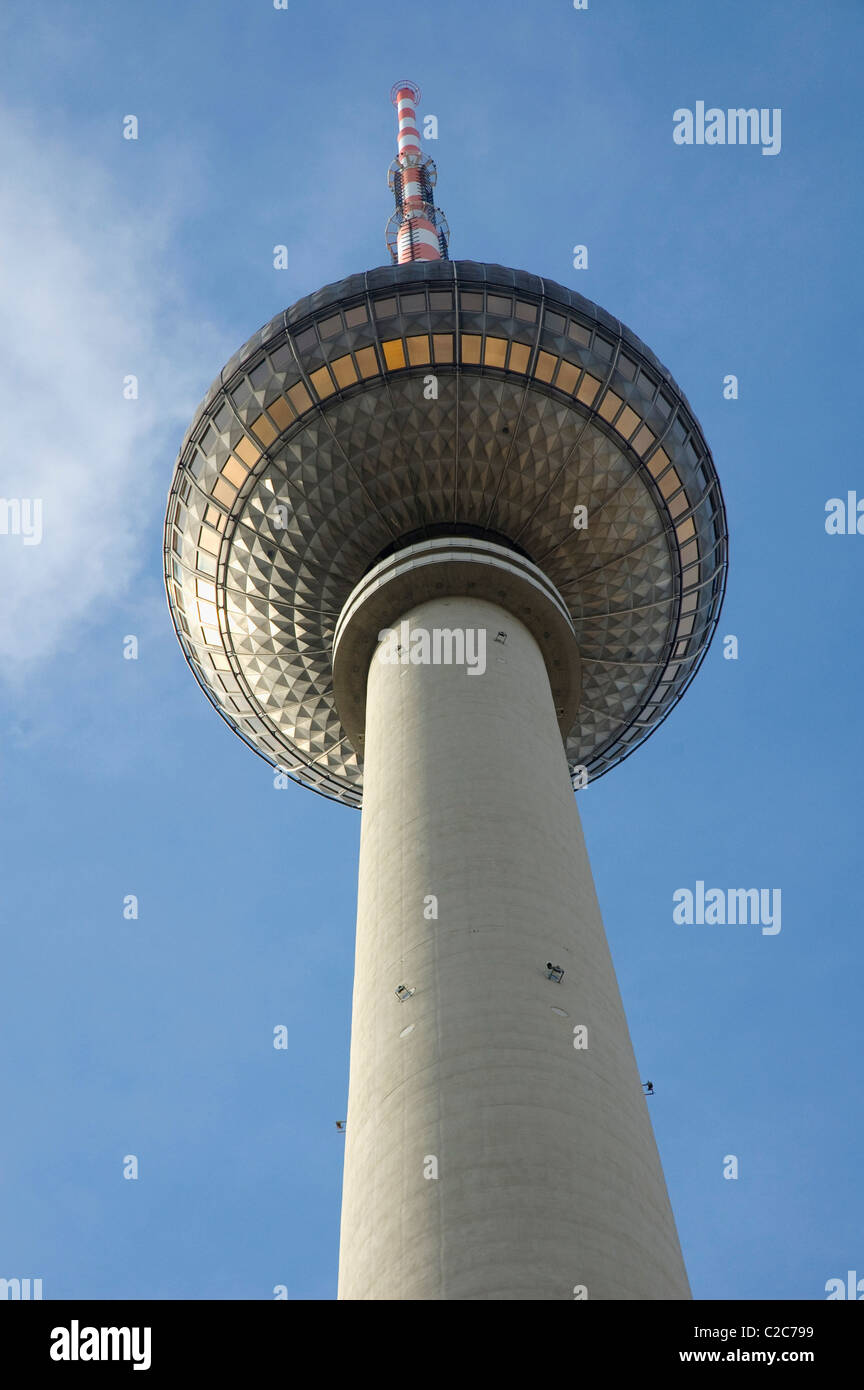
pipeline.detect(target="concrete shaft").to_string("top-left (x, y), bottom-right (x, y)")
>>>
top-left (337, 594), bottom-right (690, 1301)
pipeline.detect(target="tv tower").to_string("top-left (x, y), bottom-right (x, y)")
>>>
top-left (164, 82), bottom-right (727, 1300)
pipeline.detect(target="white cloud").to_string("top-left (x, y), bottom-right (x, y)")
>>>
top-left (0, 107), bottom-right (225, 671)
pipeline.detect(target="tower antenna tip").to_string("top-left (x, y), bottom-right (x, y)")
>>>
top-left (390, 79), bottom-right (421, 106)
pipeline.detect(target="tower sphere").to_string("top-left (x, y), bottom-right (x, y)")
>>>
top-left (163, 260), bottom-right (727, 806)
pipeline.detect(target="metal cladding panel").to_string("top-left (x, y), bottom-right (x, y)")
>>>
top-left (163, 260), bottom-right (728, 806)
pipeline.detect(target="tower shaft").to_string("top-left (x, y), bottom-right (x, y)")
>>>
top-left (337, 593), bottom-right (691, 1300)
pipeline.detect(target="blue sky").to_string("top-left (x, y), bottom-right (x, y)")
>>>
top-left (1, 0), bottom-right (862, 1300)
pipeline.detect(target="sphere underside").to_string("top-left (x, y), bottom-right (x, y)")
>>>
top-left (164, 261), bottom-right (727, 806)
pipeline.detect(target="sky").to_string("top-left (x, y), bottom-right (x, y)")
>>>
top-left (1, 0), bottom-right (862, 1301)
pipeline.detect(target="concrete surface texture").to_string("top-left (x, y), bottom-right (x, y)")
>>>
top-left (336, 591), bottom-right (690, 1300)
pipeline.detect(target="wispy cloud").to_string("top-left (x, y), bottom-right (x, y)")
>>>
top-left (0, 107), bottom-right (226, 671)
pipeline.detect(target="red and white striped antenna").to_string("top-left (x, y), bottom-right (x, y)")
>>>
top-left (386, 81), bottom-right (449, 264)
